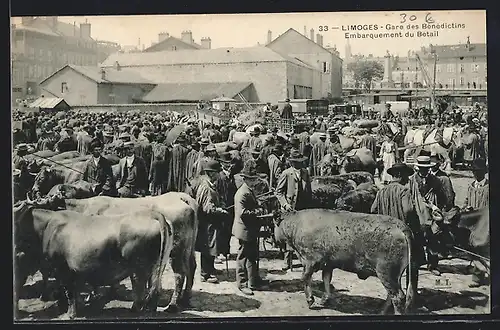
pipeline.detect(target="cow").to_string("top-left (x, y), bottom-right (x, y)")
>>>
top-left (335, 183), bottom-right (379, 213)
top-left (14, 199), bottom-right (173, 319)
top-left (45, 180), bottom-right (96, 199)
top-left (274, 209), bottom-right (417, 315)
top-left (60, 192), bottom-right (198, 313)
top-left (338, 147), bottom-right (377, 175)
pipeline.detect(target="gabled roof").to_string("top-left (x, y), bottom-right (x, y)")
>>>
top-left (267, 28), bottom-right (335, 56)
top-left (141, 82), bottom-right (253, 102)
top-left (28, 97), bottom-right (69, 109)
top-left (144, 36), bottom-right (201, 52)
top-left (39, 64), bottom-right (155, 85)
top-left (101, 46), bottom-right (315, 69)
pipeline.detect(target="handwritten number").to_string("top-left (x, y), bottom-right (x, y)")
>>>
top-left (425, 13), bottom-right (435, 23)
top-left (410, 15), bottom-right (417, 21)
top-left (400, 14), bottom-right (406, 23)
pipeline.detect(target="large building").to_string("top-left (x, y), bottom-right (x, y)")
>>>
top-left (343, 38), bottom-right (487, 91)
top-left (96, 40), bottom-right (121, 63)
top-left (145, 31), bottom-right (211, 52)
top-left (98, 28), bottom-right (342, 104)
top-left (11, 17), bottom-right (99, 102)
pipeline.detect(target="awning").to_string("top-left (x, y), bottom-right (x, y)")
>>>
top-left (28, 97), bottom-right (69, 109)
top-left (141, 82), bottom-right (253, 103)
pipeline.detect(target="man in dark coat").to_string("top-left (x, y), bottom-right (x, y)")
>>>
top-left (360, 129), bottom-right (377, 162)
top-left (82, 138), bottom-right (116, 196)
top-left (116, 141), bottom-right (149, 197)
top-left (276, 150), bottom-right (312, 271)
top-left (12, 143), bottom-right (33, 201)
top-left (281, 98), bottom-right (293, 119)
top-left (429, 155), bottom-right (456, 211)
top-left (195, 159), bottom-right (229, 283)
top-left (167, 135), bottom-right (190, 192)
top-left (232, 160), bottom-right (266, 295)
top-left (214, 152), bottom-right (238, 264)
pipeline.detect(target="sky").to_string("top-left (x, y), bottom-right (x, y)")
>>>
top-left (12, 10), bottom-right (486, 58)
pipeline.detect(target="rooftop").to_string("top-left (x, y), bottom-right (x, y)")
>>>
top-left (14, 17), bottom-right (94, 40)
top-left (40, 64), bottom-right (155, 85)
top-left (141, 82), bottom-right (253, 102)
top-left (102, 46), bottom-right (316, 69)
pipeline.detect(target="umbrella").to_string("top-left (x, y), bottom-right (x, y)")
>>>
top-left (165, 124), bottom-right (188, 146)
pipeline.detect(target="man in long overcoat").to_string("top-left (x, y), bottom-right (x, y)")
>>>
top-left (195, 159), bottom-right (229, 283)
top-left (166, 135), bottom-right (190, 192)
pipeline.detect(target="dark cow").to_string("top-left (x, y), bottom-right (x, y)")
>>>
top-left (14, 202), bottom-right (173, 319)
top-left (339, 147), bottom-right (378, 175)
top-left (274, 209), bottom-right (417, 314)
top-left (61, 192), bottom-right (198, 313)
top-left (335, 183), bottom-right (379, 213)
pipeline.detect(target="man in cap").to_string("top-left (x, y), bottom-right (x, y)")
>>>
top-left (82, 138), bottom-right (116, 196)
top-left (232, 160), bottom-right (267, 295)
top-left (276, 150), bottom-right (312, 271)
top-left (462, 158), bottom-right (489, 287)
top-left (116, 141), bottom-right (148, 197)
top-left (408, 152), bottom-right (448, 276)
top-left (195, 159), bottom-right (229, 284)
top-left (371, 163), bottom-right (425, 287)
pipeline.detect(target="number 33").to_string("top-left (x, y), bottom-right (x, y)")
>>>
top-left (318, 26), bottom-right (329, 32)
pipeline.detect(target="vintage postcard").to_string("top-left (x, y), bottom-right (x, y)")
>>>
top-left (11, 10), bottom-right (489, 321)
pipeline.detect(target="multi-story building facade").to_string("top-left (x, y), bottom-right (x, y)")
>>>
top-left (96, 40), bottom-right (121, 64)
top-left (11, 16), bottom-right (99, 102)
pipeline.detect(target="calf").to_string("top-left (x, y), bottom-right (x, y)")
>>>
top-left (275, 209), bottom-right (417, 314)
top-left (15, 205), bottom-right (173, 319)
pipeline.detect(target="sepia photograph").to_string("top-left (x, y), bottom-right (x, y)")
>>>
top-left (11, 10), bottom-right (489, 321)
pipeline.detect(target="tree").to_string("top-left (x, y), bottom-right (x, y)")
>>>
top-left (346, 59), bottom-right (384, 92)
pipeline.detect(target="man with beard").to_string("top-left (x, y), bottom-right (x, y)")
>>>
top-left (371, 163), bottom-right (425, 289)
top-left (214, 152), bottom-right (238, 266)
top-left (166, 135), bottom-right (190, 192)
top-left (82, 138), bottom-right (116, 196)
top-left (116, 141), bottom-right (148, 197)
top-left (195, 159), bottom-right (229, 284)
top-left (408, 152), bottom-right (448, 276)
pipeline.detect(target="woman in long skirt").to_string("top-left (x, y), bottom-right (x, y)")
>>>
top-left (380, 134), bottom-right (397, 184)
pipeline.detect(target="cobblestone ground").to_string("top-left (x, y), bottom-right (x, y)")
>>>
top-left (16, 171), bottom-right (490, 320)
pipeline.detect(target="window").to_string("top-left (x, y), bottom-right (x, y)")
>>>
top-left (172, 46), bottom-right (177, 51)
top-left (448, 78), bottom-right (456, 87)
top-left (471, 64), bottom-right (479, 72)
top-left (322, 62), bottom-right (331, 74)
top-left (13, 87), bottom-right (23, 93)
top-left (459, 64), bottom-right (465, 73)
top-left (436, 64), bottom-right (441, 73)
top-left (460, 76), bottom-right (465, 86)
top-left (447, 64), bottom-right (455, 73)
top-left (61, 82), bottom-right (67, 93)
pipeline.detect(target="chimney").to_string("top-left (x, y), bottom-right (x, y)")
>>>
top-left (316, 33), bottom-right (323, 47)
top-left (114, 61), bottom-right (121, 71)
top-left (466, 36), bottom-right (471, 50)
top-left (158, 32), bottom-right (169, 42)
top-left (303, 26), bottom-right (307, 36)
top-left (201, 37), bottom-right (211, 49)
top-left (310, 28), bottom-right (314, 41)
top-left (267, 30), bottom-right (272, 44)
top-left (80, 22), bottom-right (91, 39)
top-left (100, 68), bottom-right (106, 80)
top-left (181, 30), bottom-right (193, 44)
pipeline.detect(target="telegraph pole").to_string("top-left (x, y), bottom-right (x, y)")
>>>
top-left (432, 50), bottom-right (437, 113)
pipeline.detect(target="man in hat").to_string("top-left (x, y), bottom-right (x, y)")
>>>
top-left (243, 127), bottom-right (263, 151)
top-left (371, 163), bottom-right (426, 285)
top-left (166, 135), bottom-right (190, 193)
top-left (232, 160), bottom-right (267, 295)
top-left (250, 146), bottom-right (268, 177)
top-left (276, 150), bottom-right (312, 271)
top-left (281, 98), bottom-right (293, 120)
top-left (270, 126), bottom-right (279, 141)
top-left (195, 159), bottom-right (229, 284)
top-left (261, 135), bottom-right (275, 163)
top-left (82, 138), bottom-right (116, 197)
top-left (429, 155), bottom-right (455, 212)
top-left (116, 141), bottom-right (149, 197)
top-left (36, 130), bottom-right (54, 151)
top-left (309, 132), bottom-right (328, 177)
top-left (214, 151), bottom-right (238, 265)
top-left (360, 128), bottom-right (377, 162)
top-left (55, 128), bottom-right (77, 153)
top-left (297, 125), bottom-right (311, 160)
top-left (268, 144), bottom-right (284, 189)
top-left (77, 125), bottom-right (93, 156)
top-left (462, 158), bottom-right (489, 287)
top-left (408, 152), bottom-right (448, 276)
top-left (185, 141), bottom-right (200, 181)
top-left (13, 143), bottom-right (33, 200)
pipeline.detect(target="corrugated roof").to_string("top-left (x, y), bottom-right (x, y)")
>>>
top-left (141, 82), bottom-right (252, 102)
top-left (101, 46), bottom-right (314, 69)
top-left (28, 97), bottom-right (67, 109)
top-left (40, 65), bottom-right (155, 85)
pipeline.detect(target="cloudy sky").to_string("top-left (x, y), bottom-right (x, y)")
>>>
top-left (13, 10), bottom-right (486, 57)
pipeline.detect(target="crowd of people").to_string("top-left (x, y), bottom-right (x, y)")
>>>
top-left (12, 100), bottom-right (489, 296)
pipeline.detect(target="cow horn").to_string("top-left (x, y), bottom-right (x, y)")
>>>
top-left (26, 192), bottom-right (33, 203)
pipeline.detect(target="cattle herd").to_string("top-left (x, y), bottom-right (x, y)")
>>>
top-left (12, 105), bottom-right (490, 319)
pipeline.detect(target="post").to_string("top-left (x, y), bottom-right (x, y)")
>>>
top-left (432, 52), bottom-right (437, 113)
